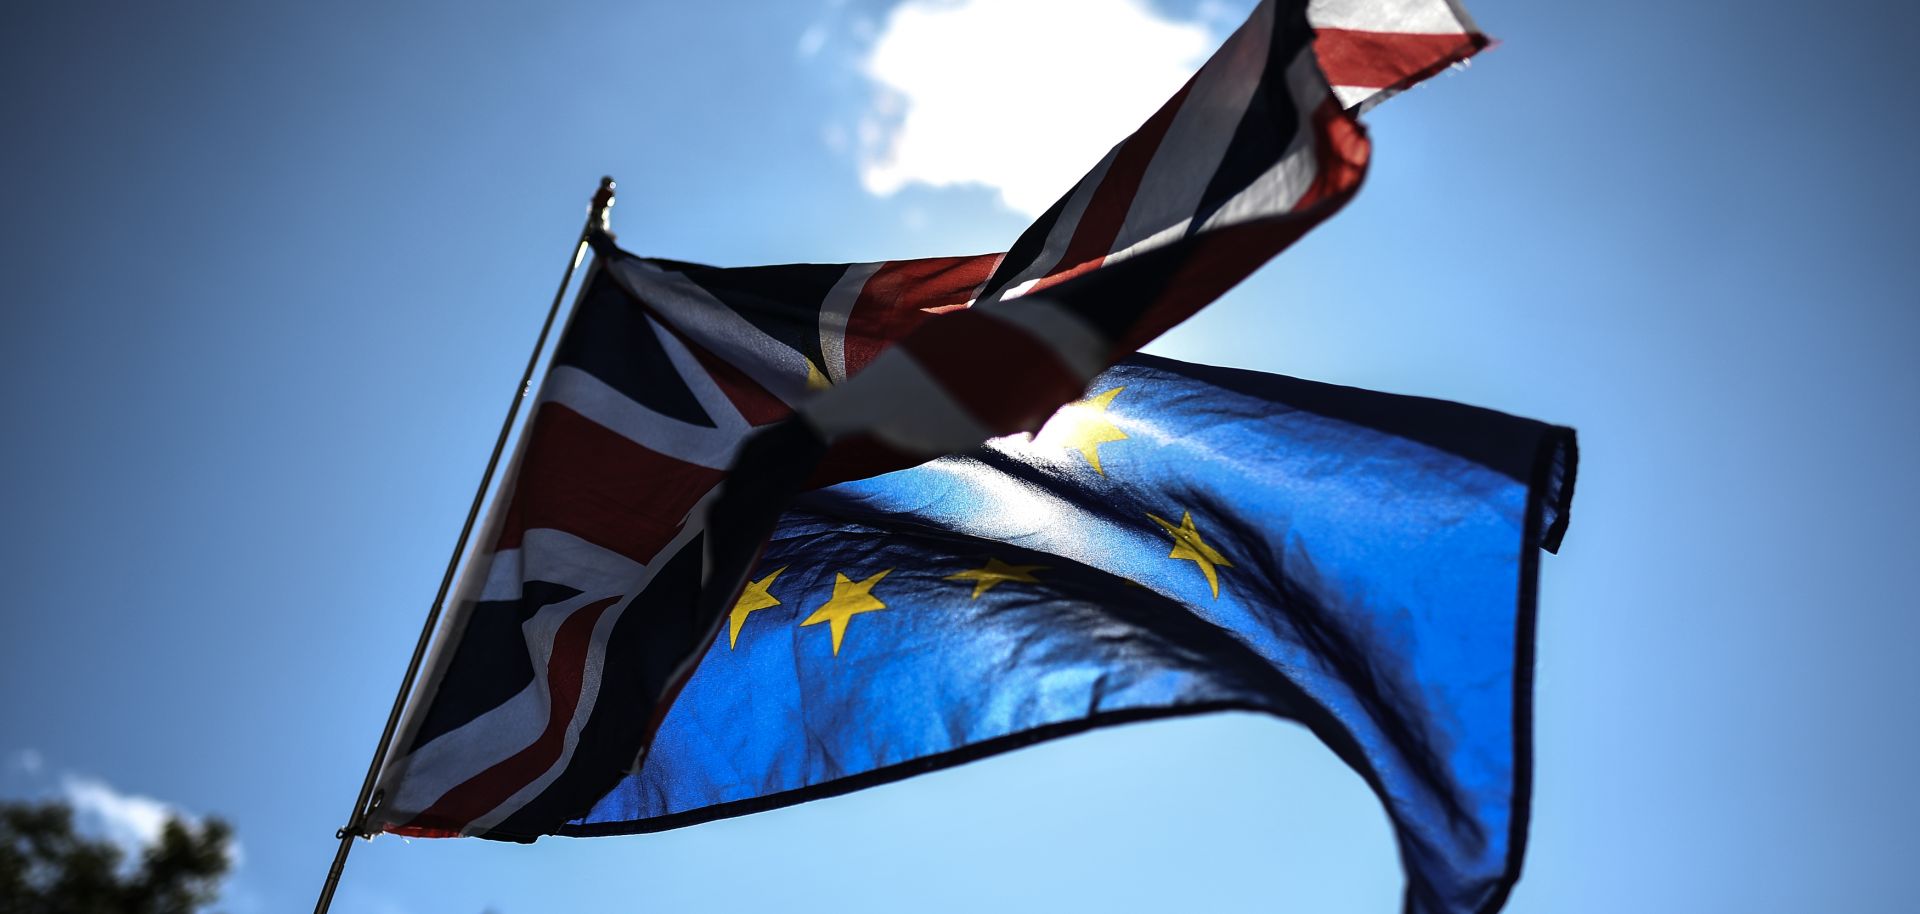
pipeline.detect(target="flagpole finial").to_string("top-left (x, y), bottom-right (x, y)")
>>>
top-left (591, 176), bottom-right (616, 234)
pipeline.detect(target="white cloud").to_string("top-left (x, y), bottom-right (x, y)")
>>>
top-left (11, 748), bottom-right (43, 775)
top-left (58, 774), bottom-right (239, 867)
top-left (61, 775), bottom-right (175, 855)
top-left (856, 0), bottom-right (1217, 217)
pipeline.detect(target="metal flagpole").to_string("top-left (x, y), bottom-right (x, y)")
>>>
top-left (312, 176), bottom-right (617, 914)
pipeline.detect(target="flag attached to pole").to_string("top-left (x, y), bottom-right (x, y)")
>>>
top-left (364, 1), bottom-right (1535, 911)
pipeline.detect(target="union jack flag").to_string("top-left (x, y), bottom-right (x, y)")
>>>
top-left (369, 0), bottom-right (1487, 840)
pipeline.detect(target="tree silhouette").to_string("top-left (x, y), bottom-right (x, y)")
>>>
top-left (0, 798), bottom-right (233, 914)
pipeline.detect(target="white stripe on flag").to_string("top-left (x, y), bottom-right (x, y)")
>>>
top-left (378, 587), bottom-right (623, 822)
top-left (1196, 49), bottom-right (1328, 232)
top-left (541, 353), bottom-right (746, 471)
top-left (801, 348), bottom-right (995, 453)
top-left (461, 598), bottom-right (625, 835)
top-left (374, 518), bottom-right (709, 829)
top-left (475, 528), bottom-right (646, 604)
top-left (606, 259), bottom-right (816, 407)
top-left (1308, 0), bottom-right (1474, 34)
top-left (1331, 85), bottom-right (1377, 109)
top-left (1106, 0), bottom-right (1273, 259)
top-left (976, 145), bottom-right (1121, 306)
top-left (819, 261), bottom-right (881, 384)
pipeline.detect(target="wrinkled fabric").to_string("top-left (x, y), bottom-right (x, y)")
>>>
top-left (570, 354), bottom-right (1575, 914)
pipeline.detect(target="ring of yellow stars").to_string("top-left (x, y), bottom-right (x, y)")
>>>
top-left (728, 566), bottom-right (786, 649)
top-left (1032, 386), bottom-right (1129, 474)
top-left (801, 569), bottom-right (892, 655)
top-left (945, 557), bottom-right (1046, 599)
top-left (1147, 510), bottom-right (1234, 599)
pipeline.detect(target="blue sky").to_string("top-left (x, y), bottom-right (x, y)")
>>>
top-left (2, 0), bottom-right (1915, 912)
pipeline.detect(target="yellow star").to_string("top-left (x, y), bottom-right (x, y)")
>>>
top-left (801, 569), bottom-right (892, 655)
top-left (1146, 510), bottom-right (1234, 598)
top-left (805, 358), bottom-right (833, 391)
top-left (1033, 386), bottom-right (1129, 474)
top-left (727, 566), bottom-right (786, 649)
top-left (945, 557), bottom-right (1046, 599)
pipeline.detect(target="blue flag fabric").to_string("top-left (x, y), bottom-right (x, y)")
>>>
top-left (566, 354), bottom-right (1574, 914)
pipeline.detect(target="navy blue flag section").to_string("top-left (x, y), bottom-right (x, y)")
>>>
top-left (574, 355), bottom-right (1575, 914)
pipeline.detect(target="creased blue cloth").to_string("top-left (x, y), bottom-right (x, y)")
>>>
top-left (567, 353), bottom-right (1575, 914)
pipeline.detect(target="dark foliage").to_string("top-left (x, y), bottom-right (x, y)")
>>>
top-left (0, 798), bottom-right (232, 914)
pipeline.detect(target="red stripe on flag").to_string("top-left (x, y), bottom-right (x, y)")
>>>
top-left (403, 595), bottom-right (621, 834)
top-left (494, 404), bottom-right (725, 564)
top-left (677, 332), bottom-right (792, 427)
top-left (898, 310), bottom-right (1087, 439)
top-left (843, 253), bottom-right (1002, 377)
top-left (1026, 78), bottom-right (1197, 297)
top-left (1121, 99), bottom-right (1370, 353)
top-left (1313, 28), bottom-right (1488, 91)
top-left (1292, 97), bottom-right (1371, 213)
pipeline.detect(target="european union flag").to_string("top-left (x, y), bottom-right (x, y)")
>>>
top-left (567, 354), bottom-right (1574, 914)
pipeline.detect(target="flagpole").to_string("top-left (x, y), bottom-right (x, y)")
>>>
top-left (312, 176), bottom-right (616, 914)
